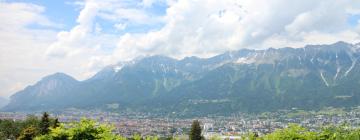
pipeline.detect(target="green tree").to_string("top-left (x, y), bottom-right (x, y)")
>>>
top-left (189, 120), bottom-right (202, 140)
top-left (53, 118), bottom-right (60, 128)
top-left (0, 115), bottom-right (42, 140)
top-left (36, 118), bottom-right (125, 140)
top-left (39, 112), bottom-right (51, 135)
top-left (145, 135), bottom-right (159, 140)
top-left (209, 135), bottom-right (221, 140)
top-left (17, 126), bottom-right (38, 140)
top-left (0, 119), bottom-right (19, 140)
top-left (35, 124), bottom-right (69, 140)
top-left (132, 134), bottom-right (143, 140)
top-left (262, 124), bottom-right (317, 140)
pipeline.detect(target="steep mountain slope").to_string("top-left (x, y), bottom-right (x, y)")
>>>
top-left (153, 42), bottom-right (360, 115)
top-left (2, 73), bottom-right (79, 111)
top-left (0, 97), bottom-right (9, 108)
top-left (3, 41), bottom-right (360, 115)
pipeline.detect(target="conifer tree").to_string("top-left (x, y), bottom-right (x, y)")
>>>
top-left (189, 120), bottom-right (203, 140)
top-left (39, 112), bottom-right (50, 135)
top-left (53, 118), bottom-right (60, 128)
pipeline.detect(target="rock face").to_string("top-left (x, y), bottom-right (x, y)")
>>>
top-left (3, 42), bottom-right (360, 115)
top-left (3, 73), bottom-right (79, 111)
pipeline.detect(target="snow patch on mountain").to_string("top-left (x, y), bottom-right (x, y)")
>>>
top-left (345, 58), bottom-right (357, 77)
top-left (320, 71), bottom-right (329, 87)
top-left (235, 57), bottom-right (254, 64)
top-left (112, 60), bottom-right (137, 73)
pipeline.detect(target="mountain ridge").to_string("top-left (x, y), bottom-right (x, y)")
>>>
top-left (3, 41), bottom-right (360, 116)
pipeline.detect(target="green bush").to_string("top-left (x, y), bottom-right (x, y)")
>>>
top-left (241, 124), bottom-right (360, 140)
top-left (17, 125), bottom-right (39, 140)
top-left (35, 118), bottom-right (126, 140)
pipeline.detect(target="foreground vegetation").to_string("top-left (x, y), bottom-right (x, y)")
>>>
top-left (0, 112), bottom-right (59, 140)
top-left (0, 113), bottom-right (168, 140)
top-left (239, 124), bottom-right (360, 140)
top-left (2, 113), bottom-right (360, 140)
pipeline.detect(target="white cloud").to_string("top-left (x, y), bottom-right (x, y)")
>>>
top-left (285, 1), bottom-right (348, 36)
top-left (262, 31), bottom-right (360, 49)
top-left (142, 0), bottom-right (159, 8)
top-left (45, 0), bottom-right (360, 76)
top-left (44, 0), bottom-right (165, 78)
top-left (2, 0), bottom-right (360, 98)
top-left (114, 23), bottom-right (127, 31)
top-left (109, 0), bottom-right (360, 62)
top-left (0, 2), bottom-right (58, 97)
top-left (45, 0), bottom-right (99, 58)
top-left (0, 2), bottom-right (60, 31)
top-left (112, 0), bottom-right (245, 60)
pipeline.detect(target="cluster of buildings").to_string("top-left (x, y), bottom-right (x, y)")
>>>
top-left (1, 108), bottom-right (360, 138)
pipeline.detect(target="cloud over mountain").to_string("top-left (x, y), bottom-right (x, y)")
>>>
top-left (1, 0), bottom-right (360, 98)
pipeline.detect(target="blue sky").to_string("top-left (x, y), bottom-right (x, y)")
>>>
top-left (13, 0), bottom-right (78, 30)
top-left (348, 14), bottom-right (360, 27)
top-left (1, 0), bottom-right (360, 98)
top-left (11, 0), bottom-right (168, 33)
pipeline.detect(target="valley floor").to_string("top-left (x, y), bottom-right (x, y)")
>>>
top-left (1, 107), bottom-right (360, 137)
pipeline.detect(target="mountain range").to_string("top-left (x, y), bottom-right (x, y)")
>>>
top-left (3, 41), bottom-right (360, 116)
